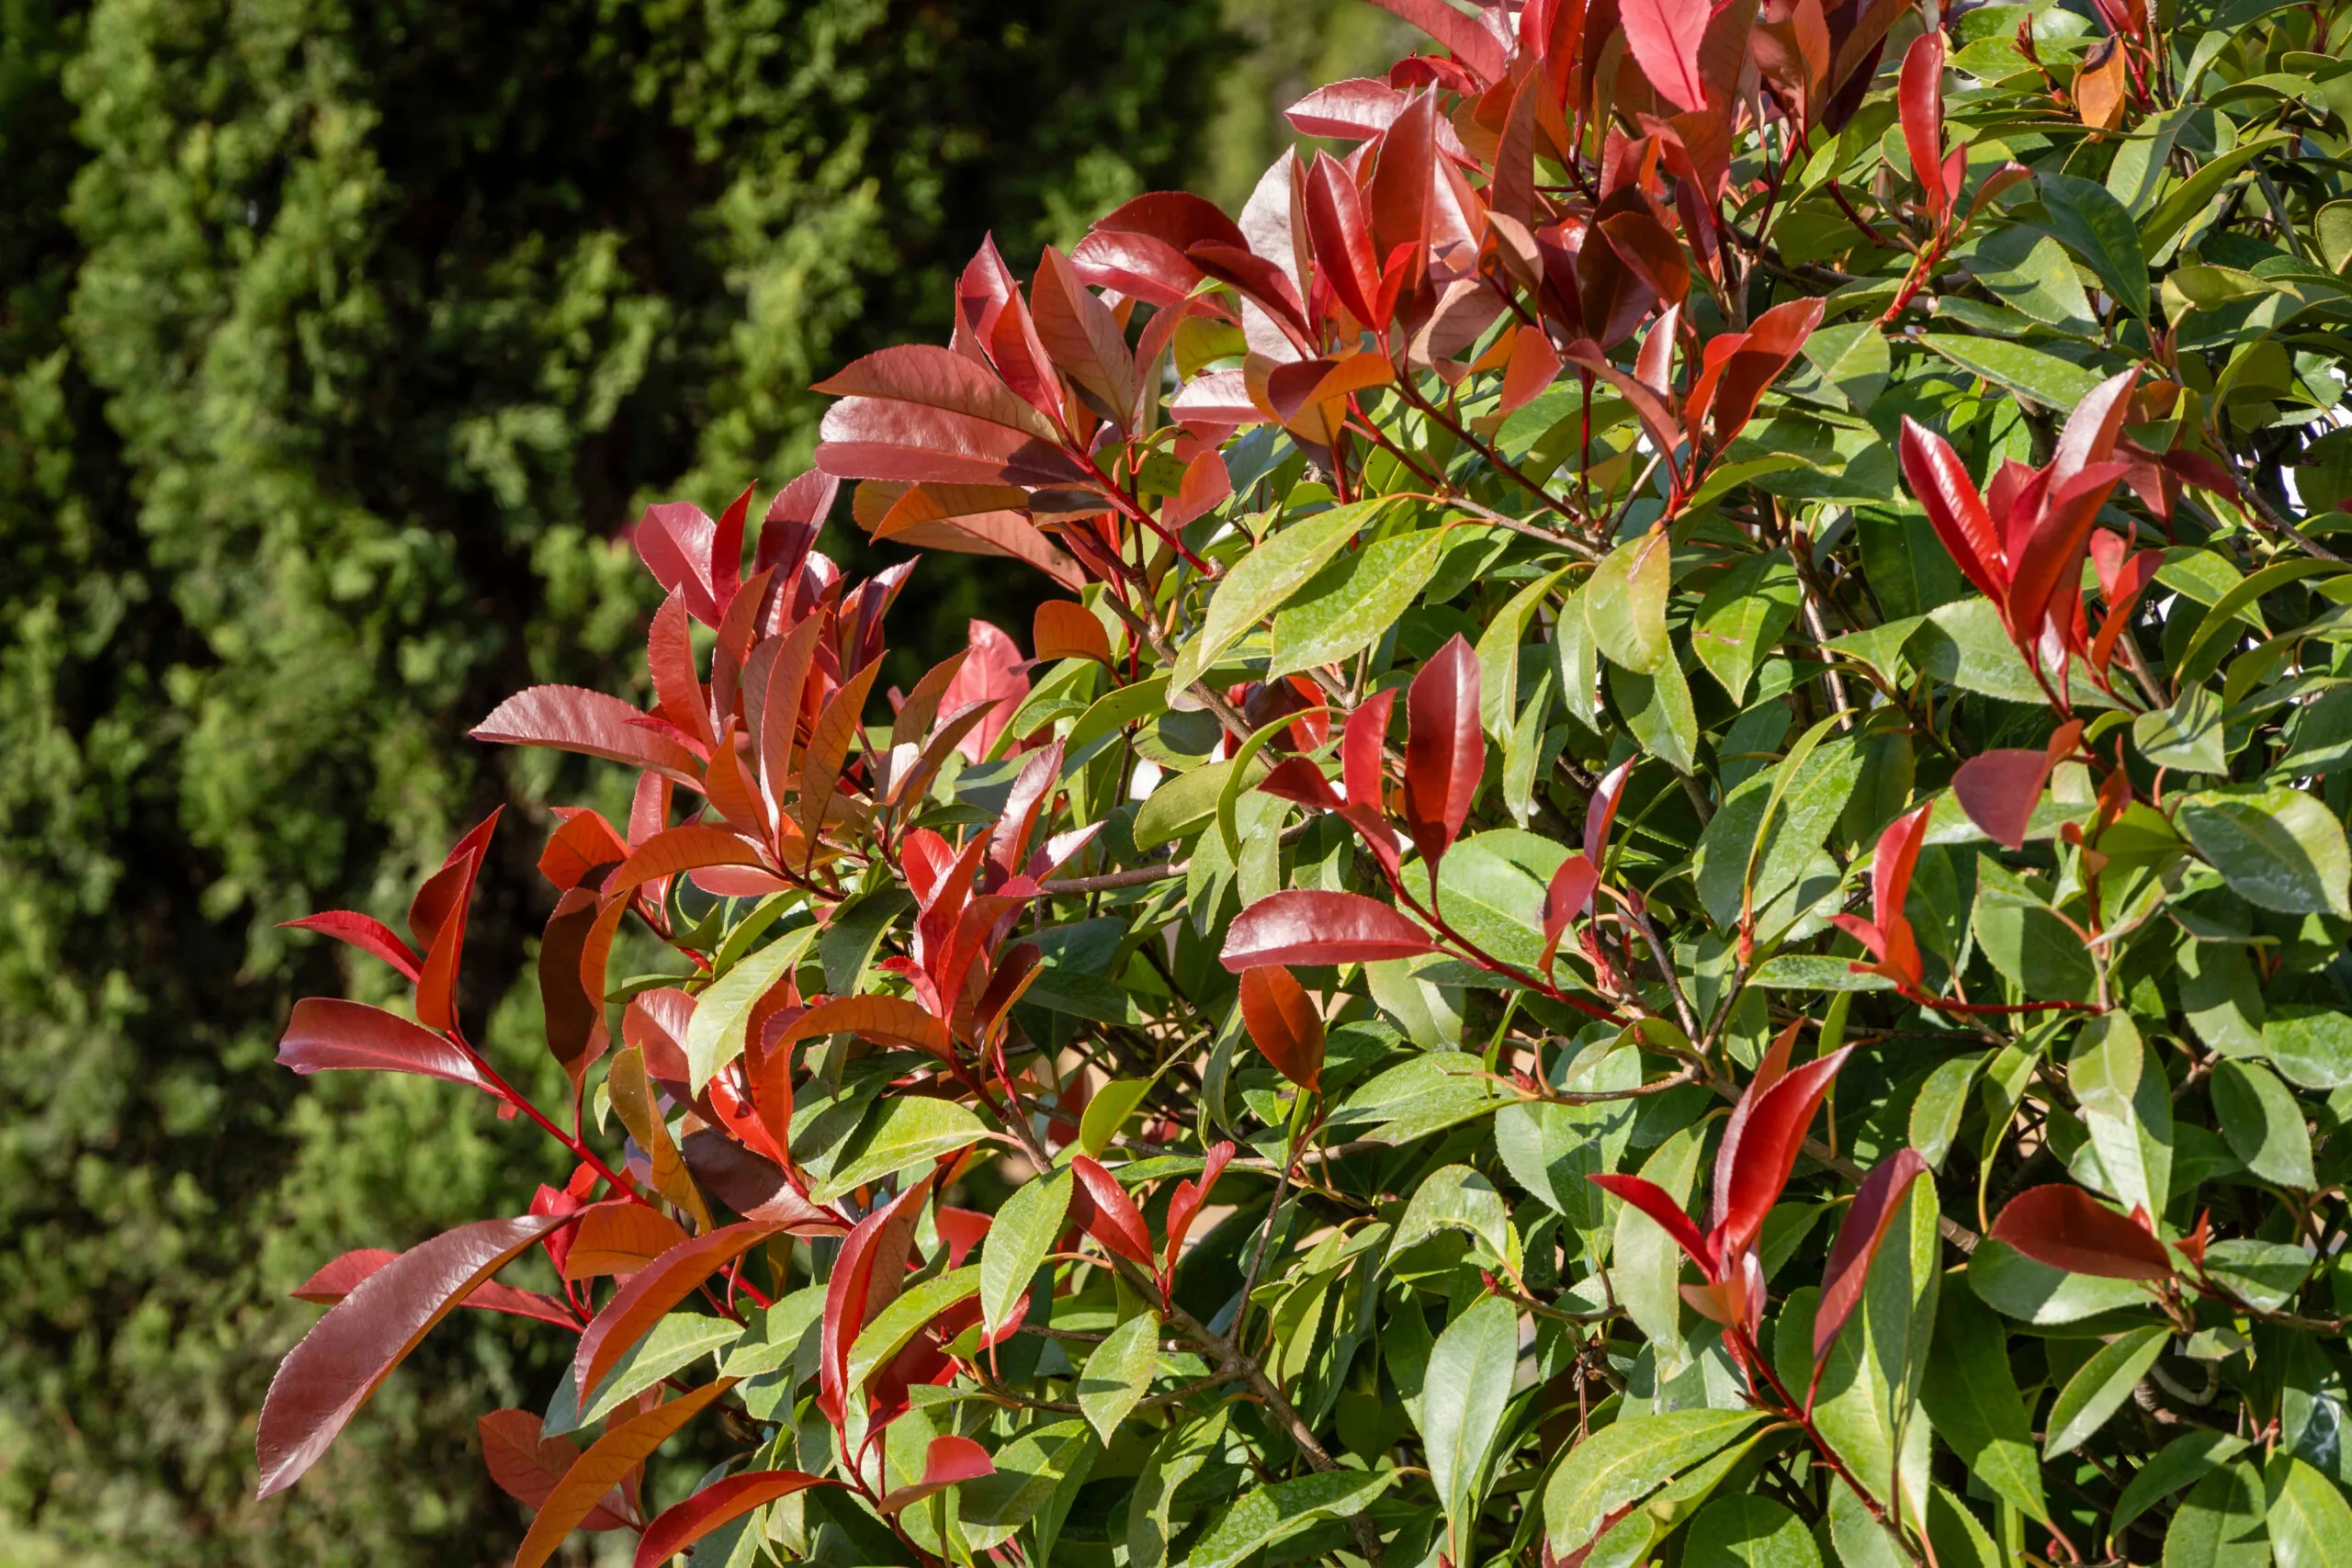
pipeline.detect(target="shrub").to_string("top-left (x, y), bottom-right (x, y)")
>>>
top-left (258, 1), bottom-right (2352, 1564)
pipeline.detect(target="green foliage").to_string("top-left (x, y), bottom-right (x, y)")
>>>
top-left (0, 1), bottom-right (1231, 1562)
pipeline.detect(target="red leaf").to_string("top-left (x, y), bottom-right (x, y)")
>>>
top-left (1599, 211), bottom-right (1691, 310)
top-left (1813, 1150), bottom-right (1930, 1360)
top-left (1356, 0), bottom-right (1509, 85)
top-left (1990, 1184), bottom-right (2174, 1280)
top-left (479, 1410), bottom-right (634, 1531)
top-left (648, 591), bottom-right (713, 750)
top-left (1402, 633), bottom-right (1484, 872)
top-left (1238, 965), bottom-right (1326, 1091)
top-left (1305, 152), bottom-right (1384, 330)
top-left (279, 911), bottom-right (422, 981)
top-left (471, 685), bottom-right (707, 790)
top-left (940, 619), bottom-right (1029, 762)
top-left (1032, 246), bottom-right (1139, 431)
top-left (1622, 0), bottom-right (1712, 111)
top-left (2005, 460), bottom-right (2133, 649)
top-left (770, 995), bottom-right (954, 1063)
top-left (1589, 1173), bottom-right (1713, 1272)
top-left (513, 1382), bottom-right (735, 1568)
top-left (1856, 800), bottom-right (1933, 986)
top-left (562, 1202), bottom-right (692, 1280)
top-left (257, 1214), bottom-right (571, 1498)
top-left (1069, 1156), bottom-right (1157, 1268)
top-left (1705, 299), bottom-right (1825, 448)
top-left (572, 1222), bottom-right (781, 1401)
top-left (1367, 94), bottom-right (1441, 292)
top-left (1898, 31), bottom-right (1948, 220)
top-left (1897, 418), bottom-right (2007, 602)
top-left (1219, 890), bottom-right (1436, 970)
top-left (813, 344), bottom-right (1060, 443)
top-left (276, 998), bottom-right (490, 1091)
top-left (1953, 723), bottom-right (2079, 852)
top-left (1287, 78), bottom-right (1411, 142)
top-left (633, 1470), bottom-right (829, 1568)
top-left (1164, 1142), bottom-right (1237, 1267)
top-left (1260, 756), bottom-right (1344, 812)
top-left (1540, 852), bottom-right (1599, 970)
top-left (1342, 689), bottom-right (1396, 813)
top-left (878, 1435), bottom-right (995, 1514)
top-left (1500, 324), bottom-right (1563, 417)
top-left (294, 1249), bottom-right (574, 1329)
top-left (1713, 1046), bottom-right (1853, 1266)
top-left (633, 501), bottom-right (721, 625)
top-left (819, 1179), bottom-right (932, 1427)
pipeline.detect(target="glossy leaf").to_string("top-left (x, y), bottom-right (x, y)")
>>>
top-left (512, 1381), bottom-right (735, 1568)
top-left (1237, 964), bottom-right (1324, 1090)
top-left (630, 1470), bottom-right (827, 1568)
top-left (275, 998), bottom-right (490, 1091)
top-left (1989, 1185), bottom-right (2173, 1280)
top-left (1219, 889), bottom-right (1435, 969)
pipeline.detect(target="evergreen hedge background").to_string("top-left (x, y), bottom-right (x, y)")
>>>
top-left (0, 2), bottom-right (1405, 1560)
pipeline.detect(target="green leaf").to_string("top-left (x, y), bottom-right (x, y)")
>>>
top-left (808, 1096), bottom-right (991, 1203)
top-left (1691, 729), bottom-right (1860, 932)
top-left (1614, 1125), bottom-right (1705, 1351)
top-left (2070, 1011), bottom-right (2173, 1220)
top-left (820, 890), bottom-right (910, 996)
top-left (1973, 860), bottom-right (2098, 1005)
top-left (1179, 500), bottom-right (1389, 684)
top-left (1476, 566), bottom-right (1574, 737)
top-left (2140, 134), bottom-right (2297, 256)
top-left (1078, 1077), bottom-right (1152, 1158)
top-left (2211, 1059), bottom-right (2315, 1188)
top-left (1692, 550), bottom-right (1801, 704)
top-left (1801, 322), bottom-right (1891, 412)
top-left (1968, 1238), bottom-right (2151, 1324)
top-left (1611, 656), bottom-right (1699, 773)
top-left (1495, 1045), bottom-right (1641, 1229)
top-left (982, 1176), bottom-right (1065, 1331)
top-left (2163, 1461), bottom-right (2268, 1568)
top-left (1919, 1291), bottom-right (2051, 1524)
top-left (1268, 527), bottom-right (1448, 679)
top-left (1909, 1052), bottom-right (1988, 1172)
top-left (1683, 1497), bottom-right (1824, 1568)
top-left (2035, 173), bottom-right (2151, 318)
top-left (1916, 333), bottom-right (2107, 410)
top-left (1394, 1165), bottom-right (1520, 1270)
top-left (959, 1418), bottom-right (1096, 1551)
top-left (1542, 1409), bottom-right (1765, 1557)
top-left (2179, 787), bottom-right (2352, 919)
top-left (1186, 1469), bottom-right (1397, 1568)
top-left (1419, 1297), bottom-right (1520, 1557)
top-left (2043, 1324), bottom-right (2168, 1459)
top-left (1858, 510), bottom-right (1967, 620)
top-left (1916, 597), bottom-right (2051, 705)
top-left (2266, 1006), bottom-right (2352, 1090)
top-left (1587, 528), bottom-right (1673, 673)
top-left (545, 1312), bottom-right (742, 1436)
top-left (2136, 686), bottom-right (2228, 773)
top-left (1133, 757), bottom-right (1241, 851)
top-left (1077, 1310), bottom-right (1160, 1444)
top-left (1555, 584), bottom-right (1603, 728)
top-left (1951, 227), bottom-right (2098, 330)
top-left (2114, 1430), bottom-right (2250, 1533)
top-left (1128, 1410), bottom-right (1228, 1568)
top-left (845, 1266), bottom-right (982, 1395)
top-left (2203, 1238), bottom-right (2313, 1312)
top-left (684, 925), bottom-right (817, 1090)
top-left (1430, 828), bottom-right (1567, 974)
top-left (2267, 1455), bottom-right (2352, 1568)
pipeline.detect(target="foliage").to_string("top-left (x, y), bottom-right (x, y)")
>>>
top-left (0, 1), bottom-right (1230, 1562)
top-left (257, 1), bottom-right (2352, 1565)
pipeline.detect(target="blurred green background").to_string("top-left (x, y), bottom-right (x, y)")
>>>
top-left (0, 0), bottom-right (1414, 1562)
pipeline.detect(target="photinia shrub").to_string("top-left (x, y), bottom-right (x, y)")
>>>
top-left (258, 1), bottom-right (2352, 1563)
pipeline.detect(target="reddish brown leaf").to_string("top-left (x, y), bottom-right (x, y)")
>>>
top-left (1990, 1184), bottom-right (2174, 1280)
top-left (1305, 152), bottom-right (1383, 330)
top-left (1032, 245), bottom-right (1139, 430)
top-left (257, 1214), bottom-right (571, 1498)
top-left (817, 397), bottom-right (1091, 491)
top-left (1238, 965), bottom-right (1327, 1091)
top-left (1814, 1149), bottom-right (1930, 1360)
top-left (812, 343), bottom-right (1060, 443)
top-left (770, 995), bottom-right (953, 1063)
top-left (647, 590), bottom-right (713, 750)
top-left (632, 1470), bottom-right (830, 1568)
top-left (537, 809), bottom-right (628, 892)
top-left (1342, 688), bottom-right (1396, 813)
top-left (1584, 758), bottom-right (1634, 863)
top-left (1260, 756), bottom-right (1344, 812)
top-left (293, 1249), bottom-right (574, 1329)
top-left (1403, 634), bottom-right (1485, 872)
top-left (478, 1410), bottom-right (634, 1532)
top-left (1163, 1142), bottom-right (1237, 1266)
top-left (1355, 0), bottom-right (1509, 84)
top-left (940, 619), bottom-right (1029, 763)
top-left (276, 998), bottom-right (489, 1091)
top-left (602, 827), bottom-right (773, 897)
top-left (561, 1202), bottom-right (691, 1281)
top-left (1032, 602), bottom-right (1113, 666)
top-left (512, 1381), bottom-right (736, 1568)
top-left (1219, 890), bottom-right (1436, 970)
top-left (572, 1222), bottom-right (781, 1400)
top-left (470, 685), bottom-right (706, 790)
top-left (278, 912), bottom-right (422, 981)
top-left (1953, 747), bottom-right (2063, 852)
top-left (538, 890), bottom-right (604, 1091)
top-left (797, 653), bottom-right (885, 845)
top-left (1539, 852), bottom-right (1600, 970)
